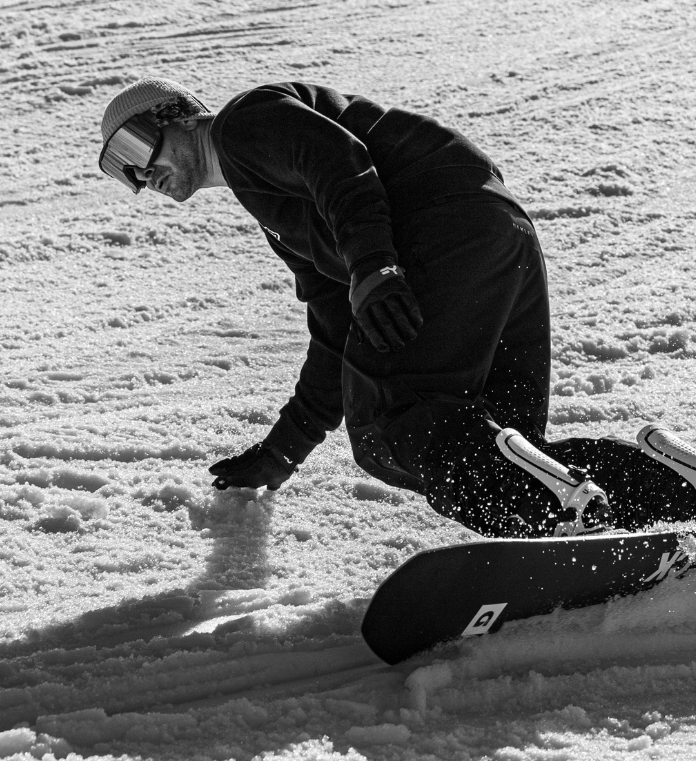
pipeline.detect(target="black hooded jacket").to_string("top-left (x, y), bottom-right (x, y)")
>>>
top-left (210, 82), bottom-right (524, 461)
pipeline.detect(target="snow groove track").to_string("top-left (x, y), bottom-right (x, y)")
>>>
top-left (0, 636), bottom-right (381, 730)
top-left (0, 586), bottom-right (381, 730)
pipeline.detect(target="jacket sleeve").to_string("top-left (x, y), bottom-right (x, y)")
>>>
top-left (214, 87), bottom-right (398, 273)
top-left (262, 238), bottom-right (353, 462)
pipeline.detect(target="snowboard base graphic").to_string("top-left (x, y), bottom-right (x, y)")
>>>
top-left (361, 531), bottom-right (694, 664)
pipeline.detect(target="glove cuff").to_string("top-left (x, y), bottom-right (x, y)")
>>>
top-left (264, 444), bottom-right (299, 474)
top-left (349, 263), bottom-right (405, 313)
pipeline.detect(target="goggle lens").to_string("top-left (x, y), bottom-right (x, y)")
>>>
top-left (99, 112), bottom-right (162, 194)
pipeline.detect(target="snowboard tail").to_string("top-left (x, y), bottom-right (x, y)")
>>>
top-left (361, 531), bottom-right (693, 665)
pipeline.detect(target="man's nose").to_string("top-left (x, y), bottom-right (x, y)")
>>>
top-left (133, 166), bottom-right (155, 182)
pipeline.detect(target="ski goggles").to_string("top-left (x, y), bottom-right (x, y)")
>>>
top-left (99, 112), bottom-right (162, 194)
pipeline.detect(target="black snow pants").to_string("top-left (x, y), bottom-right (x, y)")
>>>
top-left (342, 196), bottom-right (550, 498)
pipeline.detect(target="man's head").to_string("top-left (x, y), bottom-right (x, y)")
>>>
top-left (99, 77), bottom-right (215, 201)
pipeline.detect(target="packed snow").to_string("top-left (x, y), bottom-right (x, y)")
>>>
top-left (2, 0), bottom-right (696, 758)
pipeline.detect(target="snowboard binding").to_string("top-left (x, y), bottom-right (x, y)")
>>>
top-left (496, 428), bottom-right (612, 537)
top-left (637, 424), bottom-right (696, 489)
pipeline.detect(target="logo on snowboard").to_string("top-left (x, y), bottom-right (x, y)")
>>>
top-left (462, 603), bottom-right (508, 636)
top-left (642, 550), bottom-right (693, 583)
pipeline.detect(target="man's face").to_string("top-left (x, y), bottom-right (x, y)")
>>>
top-left (133, 121), bottom-right (205, 202)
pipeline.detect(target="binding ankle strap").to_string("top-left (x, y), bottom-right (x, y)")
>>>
top-left (637, 424), bottom-right (696, 490)
top-left (496, 428), bottom-right (610, 537)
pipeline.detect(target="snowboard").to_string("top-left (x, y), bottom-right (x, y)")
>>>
top-left (361, 530), bottom-right (695, 665)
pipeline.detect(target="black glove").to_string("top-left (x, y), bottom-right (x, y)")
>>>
top-left (209, 443), bottom-right (298, 491)
top-left (349, 254), bottom-right (423, 352)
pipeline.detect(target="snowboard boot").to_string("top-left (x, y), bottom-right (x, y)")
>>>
top-left (424, 418), bottom-right (613, 538)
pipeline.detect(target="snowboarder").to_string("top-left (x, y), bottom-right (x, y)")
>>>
top-left (98, 77), bottom-right (696, 538)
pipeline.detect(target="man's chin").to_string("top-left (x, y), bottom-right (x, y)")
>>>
top-left (163, 181), bottom-right (196, 203)
top-left (170, 187), bottom-right (193, 202)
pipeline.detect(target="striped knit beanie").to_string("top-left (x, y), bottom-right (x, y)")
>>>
top-left (101, 77), bottom-right (214, 145)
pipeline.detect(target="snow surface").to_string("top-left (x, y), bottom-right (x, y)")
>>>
top-left (2, 0), bottom-right (696, 758)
